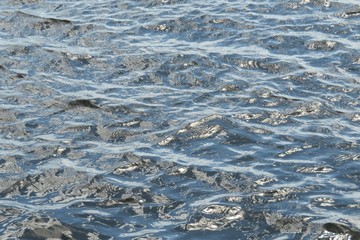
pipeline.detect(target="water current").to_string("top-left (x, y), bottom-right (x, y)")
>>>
top-left (1, 0), bottom-right (360, 239)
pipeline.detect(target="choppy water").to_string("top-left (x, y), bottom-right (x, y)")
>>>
top-left (0, 0), bottom-right (360, 239)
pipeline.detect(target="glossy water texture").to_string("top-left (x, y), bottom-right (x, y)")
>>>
top-left (1, 0), bottom-right (360, 239)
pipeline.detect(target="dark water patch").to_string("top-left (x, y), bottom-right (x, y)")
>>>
top-left (121, 55), bottom-right (158, 71)
top-left (110, 152), bottom-right (254, 193)
top-left (9, 0), bottom-right (43, 5)
top-left (139, 53), bottom-right (222, 88)
top-left (223, 55), bottom-right (303, 76)
top-left (0, 155), bottom-right (23, 178)
top-left (262, 35), bottom-right (308, 55)
top-left (184, 205), bottom-right (244, 231)
top-left (0, 168), bottom-right (92, 198)
top-left (296, 166), bottom-right (334, 173)
top-left (158, 114), bottom-right (254, 151)
top-left (305, 40), bottom-right (341, 51)
top-left (20, 144), bottom-right (70, 164)
top-left (341, 10), bottom-right (360, 19)
top-left (0, 11), bottom-right (72, 37)
top-left (0, 108), bottom-right (17, 122)
top-left (320, 222), bottom-right (360, 240)
top-left (68, 99), bottom-right (100, 109)
top-left (309, 23), bottom-right (354, 36)
top-left (146, 0), bottom-right (188, 7)
top-left (4, 214), bottom-right (112, 240)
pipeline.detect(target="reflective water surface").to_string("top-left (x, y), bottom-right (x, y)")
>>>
top-left (0, 0), bottom-right (360, 239)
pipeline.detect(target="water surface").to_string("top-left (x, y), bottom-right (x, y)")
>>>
top-left (0, 0), bottom-right (360, 239)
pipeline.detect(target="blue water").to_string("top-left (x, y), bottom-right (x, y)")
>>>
top-left (0, 0), bottom-right (360, 239)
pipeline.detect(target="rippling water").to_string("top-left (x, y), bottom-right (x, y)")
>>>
top-left (1, 0), bottom-right (360, 239)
